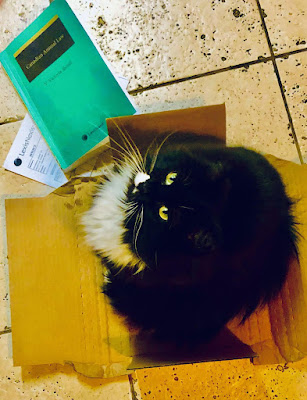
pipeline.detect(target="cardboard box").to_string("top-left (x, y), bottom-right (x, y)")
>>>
top-left (5, 105), bottom-right (307, 377)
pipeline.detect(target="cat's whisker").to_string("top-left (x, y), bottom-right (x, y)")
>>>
top-left (149, 131), bottom-right (176, 174)
top-left (110, 119), bottom-right (146, 172)
top-left (125, 205), bottom-right (139, 221)
top-left (182, 171), bottom-right (192, 185)
top-left (179, 206), bottom-right (195, 211)
top-left (134, 205), bottom-right (144, 260)
top-left (126, 205), bottom-right (137, 214)
top-left (109, 155), bottom-right (124, 168)
top-left (127, 201), bottom-right (138, 207)
top-left (107, 138), bottom-right (142, 173)
top-left (126, 210), bottom-right (138, 225)
top-left (87, 119), bottom-right (142, 173)
top-left (105, 141), bottom-right (142, 174)
top-left (144, 140), bottom-right (155, 172)
top-left (87, 111), bottom-right (144, 173)
top-left (132, 207), bottom-right (142, 254)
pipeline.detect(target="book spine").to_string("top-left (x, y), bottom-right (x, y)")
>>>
top-left (0, 52), bottom-right (66, 169)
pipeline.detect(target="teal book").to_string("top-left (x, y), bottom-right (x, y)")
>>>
top-left (0, 0), bottom-right (136, 171)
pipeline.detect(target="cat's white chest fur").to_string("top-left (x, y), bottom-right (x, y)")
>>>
top-left (82, 164), bottom-right (146, 271)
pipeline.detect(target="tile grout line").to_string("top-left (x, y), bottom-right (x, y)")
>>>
top-left (128, 374), bottom-right (143, 400)
top-left (0, 118), bottom-right (23, 127)
top-left (129, 58), bottom-right (270, 95)
top-left (128, 48), bottom-right (307, 96)
top-left (0, 327), bottom-right (11, 335)
top-left (255, 0), bottom-right (304, 164)
top-left (275, 47), bottom-right (307, 59)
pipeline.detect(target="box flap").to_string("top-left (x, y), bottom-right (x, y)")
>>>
top-left (5, 180), bottom-right (128, 367)
top-left (106, 104), bottom-right (226, 159)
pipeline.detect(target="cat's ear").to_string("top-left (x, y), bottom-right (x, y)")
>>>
top-left (187, 229), bottom-right (217, 253)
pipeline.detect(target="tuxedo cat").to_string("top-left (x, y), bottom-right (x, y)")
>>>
top-left (82, 132), bottom-right (299, 342)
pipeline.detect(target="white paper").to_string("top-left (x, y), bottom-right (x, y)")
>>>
top-left (3, 114), bottom-right (68, 188)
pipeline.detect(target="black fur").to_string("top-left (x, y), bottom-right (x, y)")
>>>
top-left (102, 132), bottom-right (299, 343)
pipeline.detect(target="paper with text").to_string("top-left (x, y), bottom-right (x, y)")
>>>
top-left (3, 114), bottom-right (68, 188)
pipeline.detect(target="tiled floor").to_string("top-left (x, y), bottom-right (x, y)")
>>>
top-left (0, 0), bottom-right (306, 399)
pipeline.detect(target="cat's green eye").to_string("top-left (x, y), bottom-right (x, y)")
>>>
top-left (159, 205), bottom-right (169, 221)
top-left (165, 172), bottom-right (177, 185)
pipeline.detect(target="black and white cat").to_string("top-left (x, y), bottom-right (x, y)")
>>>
top-left (82, 132), bottom-right (299, 343)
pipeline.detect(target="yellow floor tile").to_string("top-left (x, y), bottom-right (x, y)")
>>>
top-left (277, 52), bottom-right (307, 161)
top-left (260, 0), bottom-right (307, 54)
top-left (0, 0), bottom-right (49, 52)
top-left (0, 67), bottom-right (26, 124)
top-left (136, 357), bottom-right (307, 400)
top-left (133, 61), bottom-right (300, 162)
top-left (68, 0), bottom-right (270, 89)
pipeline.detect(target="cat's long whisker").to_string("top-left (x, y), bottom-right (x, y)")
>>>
top-left (126, 201), bottom-right (138, 209)
top-left (88, 108), bottom-right (143, 171)
top-left (110, 154), bottom-right (141, 177)
top-left (110, 119), bottom-right (145, 172)
top-left (134, 205), bottom-right (144, 259)
top-left (125, 204), bottom-right (139, 219)
top-left (87, 120), bottom-right (141, 173)
top-left (179, 206), bottom-right (195, 211)
top-left (132, 207), bottom-right (142, 253)
top-left (182, 170), bottom-right (192, 185)
top-left (126, 209), bottom-right (138, 225)
top-left (105, 139), bottom-right (142, 174)
top-left (107, 153), bottom-right (124, 167)
top-left (149, 131), bottom-right (176, 174)
top-left (108, 120), bottom-right (144, 172)
top-left (107, 136), bottom-right (141, 171)
top-left (126, 205), bottom-right (138, 214)
top-left (144, 136), bottom-right (159, 172)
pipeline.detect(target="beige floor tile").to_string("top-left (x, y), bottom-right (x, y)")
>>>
top-left (277, 52), bottom-right (307, 162)
top-left (0, 66), bottom-right (26, 124)
top-left (260, 0), bottom-right (307, 54)
top-left (0, 0), bottom-right (49, 52)
top-left (68, 0), bottom-right (269, 90)
top-left (0, 0), bottom-right (49, 123)
top-left (133, 61), bottom-right (300, 162)
top-left (0, 333), bottom-right (132, 399)
top-left (136, 357), bottom-right (307, 400)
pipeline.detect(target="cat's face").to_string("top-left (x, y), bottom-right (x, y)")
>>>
top-left (123, 133), bottom-right (230, 268)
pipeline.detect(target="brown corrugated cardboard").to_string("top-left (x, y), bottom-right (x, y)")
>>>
top-left (5, 105), bottom-right (307, 377)
top-left (230, 156), bottom-right (307, 364)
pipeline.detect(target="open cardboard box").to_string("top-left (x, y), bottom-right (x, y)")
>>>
top-left (5, 105), bottom-right (307, 378)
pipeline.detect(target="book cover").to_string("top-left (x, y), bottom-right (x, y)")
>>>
top-left (0, 0), bottom-right (136, 171)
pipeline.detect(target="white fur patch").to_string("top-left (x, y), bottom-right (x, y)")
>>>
top-left (82, 163), bottom-right (146, 271)
top-left (134, 172), bottom-right (150, 187)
